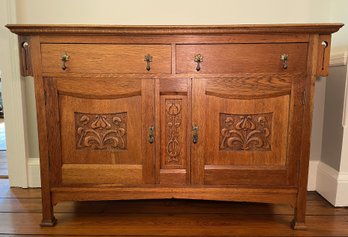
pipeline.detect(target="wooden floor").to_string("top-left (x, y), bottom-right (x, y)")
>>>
top-left (0, 151), bottom-right (7, 178)
top-left (0, 118), bottom-right (7, 178)
top-left (0, 178), bottom-right (347, 236)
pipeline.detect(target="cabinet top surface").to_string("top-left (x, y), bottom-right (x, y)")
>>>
top-left (6, 23), bottom-right (343, 35)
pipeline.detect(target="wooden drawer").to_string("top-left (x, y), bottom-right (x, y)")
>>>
top-left (176, 43), bottom-right (308, 74)
top-left (41, 44), bottom-right (172, 74)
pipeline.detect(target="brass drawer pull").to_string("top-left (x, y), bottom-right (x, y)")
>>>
top-left (194, 54), bottom-right (203, 71)
top-left (192, 125), bottom-right (199, 144)
top-left (280, 54), bottom-right (288, 69)
top-left (144, 54), bottom-right (153, 71)
top-left (148, 126), bottom-right (155, 144)
top-left (61, 53), bottom-right (70, 70)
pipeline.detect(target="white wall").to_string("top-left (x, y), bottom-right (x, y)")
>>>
top-left (330, 0), bottom-right (348, 53)
top-left (8, 0), bottom-right (346, 187)
top-left (16, 0), bottom-right (330, 24)
top-left (329, 0), bottom-right (348, 173)
top-left (0, 0), bottom-right (30, 187)
top-left (315, 0), bottom-right (348, 206)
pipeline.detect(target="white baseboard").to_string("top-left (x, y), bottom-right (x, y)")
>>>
top-left (316, 161), bottom-right (348, 206)
top-left (308, 160), bottom-right (319, 191)
top-left (27, 158), bottom-right (41, 187)
top-left (330, 52), bottom-right (347, 67)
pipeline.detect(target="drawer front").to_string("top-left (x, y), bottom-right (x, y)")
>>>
top-left (41, 44), bottom-right (172, 74)
top-left (176, 43), bottom-right (308, 74)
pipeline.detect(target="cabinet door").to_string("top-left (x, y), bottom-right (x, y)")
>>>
top-left (44, 77), bottom-right (155, 186)
top-left (191, 74), bottom-right (304, 186)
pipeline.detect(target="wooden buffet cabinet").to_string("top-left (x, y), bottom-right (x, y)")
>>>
top-left (6, 24), bottom-right (343, 228)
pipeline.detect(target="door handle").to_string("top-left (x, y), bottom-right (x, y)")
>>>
top-left (61, 53), bottom-right (70, 70)
top-left (192, 125), bottom-right (199, 144)
top-left (148, 126), bottom-right (155, 144)
top-left (144, 54), bottom-right (153, 71)
top-left (194, 54), bottom-right (203, 71)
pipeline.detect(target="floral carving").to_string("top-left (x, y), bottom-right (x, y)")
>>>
top-left (165, 99), bottom-right (182, 164)
top-left (220, 113), bottom-right (272, 151)
top-left (75, 112), bottom-right (127, 150)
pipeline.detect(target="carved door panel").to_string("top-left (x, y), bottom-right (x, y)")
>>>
top-left (44, 77), bottom-right (155, 186)
top-left (191, 74), bottom-right (305, 186)
top-left (156, 78), bottom-right (191, 185)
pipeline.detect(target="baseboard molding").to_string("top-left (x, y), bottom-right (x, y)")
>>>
top-left (308, 160), bottom-right (319, 191)
top-left (330, 52), bottom-right (347, 67)
top-left (27, 158), bottom-right (41, 187)
top-left (316, 161), bottom-right (348, 206)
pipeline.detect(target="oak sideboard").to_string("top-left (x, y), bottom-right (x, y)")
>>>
top-left (6, 24), bottom-right (343, 228)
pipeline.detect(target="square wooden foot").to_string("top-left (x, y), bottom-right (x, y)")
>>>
top-left (291, 219), bottom-right (306, 230)
top-left (40, 217), bottom-right (57, 227)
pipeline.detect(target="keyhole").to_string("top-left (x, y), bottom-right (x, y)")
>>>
top-left (321, 41), bottom-right (328, 70)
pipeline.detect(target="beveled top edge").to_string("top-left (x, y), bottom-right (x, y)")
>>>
top-left (5, 23), bottom-right (344, 36)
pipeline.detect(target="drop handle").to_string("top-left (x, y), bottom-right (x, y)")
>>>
top-left (194, 54), bottom-right (203, 71)
top-left (144, 54), bottom-right (153, 71)
top-left (321, 41), bottom-right (328, 70)
top-left (148, 126), bottom-right (155, 144)
top-left (280, 54), bottom-right (289, 69)
top-left (280, 54), bottom-right (288, 69)
top-left (192, 125), bottom-right (199, 144)
top-left (61, 53), bottom-right (70, 70)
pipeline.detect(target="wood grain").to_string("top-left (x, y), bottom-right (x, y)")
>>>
top-left (157, 79), bottom-right (191, 185)
top-left (6, 23), bottom-right (343, 35)
top-left (204, 168), bottom-right (288, 186)
top-left (204, 94), bottom-right (289, 166)
top-left (292, 34), bottom-right (320, 230)
top-left (192, 76), bottom-right (294, 186)
top-left (51, 186), bottom-right (297, 205)
top-left (59, 94), bottom-right (142, 165)
top-left (176, 43), bottom-right (308, 74)
top-left (159, 169), bottom-right (187, 185)
top-left (41, 44), bottom-right (172, 74)
top-left (30, 36), bottom-right (57, 226)
top-left (44, 77), bottom-right (62, 187)
top-left (36, 34), bottom-right (311, 45)
top-left (61, 164), bottom-right (143, 185)
top-left (56, 77), bottom-right (141, 99)
top-left (141, 79), bottom-right (156, 184)
top-left (204, 73), bottom-right (296, 99)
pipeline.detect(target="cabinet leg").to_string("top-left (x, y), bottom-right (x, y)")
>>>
top-left (40, 217), bottom-right (57, 227)
top-left (40, 193), bottom-right (57, 227)
top-left (291, 208), bottom-right (306, 230)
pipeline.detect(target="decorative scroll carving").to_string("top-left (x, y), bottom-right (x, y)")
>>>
top-left (75, 112), bottom-right (127, 150)
top-left (220, 113), bottom-right (272, 151)
top-left (165, 99), bottom-right (182, 164)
